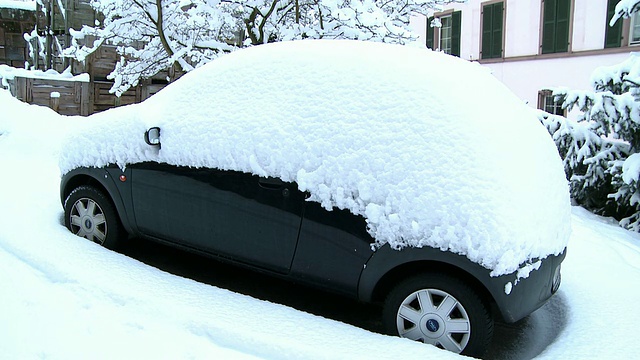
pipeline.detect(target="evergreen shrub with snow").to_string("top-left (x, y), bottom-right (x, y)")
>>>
top-left (540, 0), bottom-right (640, 230)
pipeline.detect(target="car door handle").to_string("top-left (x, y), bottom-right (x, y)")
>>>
top-left (258, 177), bottom-right (284, 189)
top-left (258, 177), bottom-right (291, 197)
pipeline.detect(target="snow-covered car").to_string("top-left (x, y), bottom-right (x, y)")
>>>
top-left (59, 40), bottom-right (570, 357)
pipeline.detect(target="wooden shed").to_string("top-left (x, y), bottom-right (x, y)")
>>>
top-left (0, 2), bottom-right (36, 67)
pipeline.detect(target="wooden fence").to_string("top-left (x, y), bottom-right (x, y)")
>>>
top-left (12, 77), bottom-right (90, 115)
top-left (9, 77), bottom-right (166, 116)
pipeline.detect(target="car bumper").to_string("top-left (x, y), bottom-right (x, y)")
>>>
top-left (489, 249), bottom-right (566, 323)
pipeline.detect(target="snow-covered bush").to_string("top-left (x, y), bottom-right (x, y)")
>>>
top-left (539, 109), bottom-right (630, 216)
top-left (542, 1), bottom-right (640, 229)
top-left (60, 0), bottom-right (465, 96)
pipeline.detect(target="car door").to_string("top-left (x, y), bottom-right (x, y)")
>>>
top-left (129, 162), bottom-right (305, 274)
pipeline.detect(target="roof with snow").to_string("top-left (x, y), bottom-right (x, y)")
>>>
top-left (59, 40), bottom-right (571, 276)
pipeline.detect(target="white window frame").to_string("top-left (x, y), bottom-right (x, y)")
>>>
top-left (630, 12), bottom-right (640, 45)
top-left (440, 15), bottom-right (453, 54)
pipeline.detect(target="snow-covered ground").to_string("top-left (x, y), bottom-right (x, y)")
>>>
top-left (1, 88), bottom-right (639, 358)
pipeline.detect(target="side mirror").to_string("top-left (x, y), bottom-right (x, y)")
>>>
top-left (144, 127), bottom-right (161, 148)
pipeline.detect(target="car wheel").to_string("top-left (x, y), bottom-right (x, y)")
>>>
top-left (382, 273), bottom-right (493, 357)
top-left (64, 185), bottom-right (122, 248)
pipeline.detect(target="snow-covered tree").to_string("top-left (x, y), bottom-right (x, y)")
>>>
top-left (610, 0), bottom-right (640, 102)
top-left (238, 0), bottom-right (459, 45)
top-left (63, 0), bottom-right (239, 96)
top-left (611, 0), bottom-right (640, 25)
top-left (542, 0), bottom-right (640, 230)
top-left (62, 0), bottom-right (464, 95)
top-left (538, 94), bottom-right (631, 216)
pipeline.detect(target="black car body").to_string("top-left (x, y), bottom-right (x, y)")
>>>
top-left (60, 162), bottom-right (565, 357)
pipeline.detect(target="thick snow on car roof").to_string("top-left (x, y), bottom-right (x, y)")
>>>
top-left (60, 40), bottom-right (571, 276)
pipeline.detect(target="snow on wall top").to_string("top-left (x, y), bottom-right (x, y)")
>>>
top-left (0, 0), bottom-right (35, 11)
top-left (59, 40), bottom-right (571, 276)
top-left (0, 65), bottom-right (90, 83)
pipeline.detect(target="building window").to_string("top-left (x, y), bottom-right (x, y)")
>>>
top-left (630, 12), bottom-right (640, 45)
top-left (541, 0), bottom-right (571, 54)
top-left (441, 15), bottom-right (453, 54)
top-left (605, 0), bottom-right (623, 48)
top-left (426, 11), bottom-right (462, 57)
top-left (481, 1), bottom-right (504, 59)
top-left (538, 90), bottom-right (566, 116)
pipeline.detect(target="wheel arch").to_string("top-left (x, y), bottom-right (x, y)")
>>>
top-left (368, 260), bottom-right (495, 311)
top-left (358, 246), bottom-right (504, 320)
top-left (61, 174), bottom-right (106, 203)
top-left (61, 168), bottom-right (134, 235)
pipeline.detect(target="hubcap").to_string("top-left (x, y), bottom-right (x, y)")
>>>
top-left (396, 288), bottom-right (471, 353)
top-left (69, 198), bottom-right (107, 244)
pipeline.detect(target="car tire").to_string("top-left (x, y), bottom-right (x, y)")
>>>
top-left (64, 185), bottom-right (123, 249)
top-left (382, 273), bottom-right (493, 357)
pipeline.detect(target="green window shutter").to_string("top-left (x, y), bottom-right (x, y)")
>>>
top-left (605, 0), bottom-right (622, 48)
top-left (491, 3), bottom-right (504, 58)
top-left (451, 11), bottom-right (462, 57)
top-left (555, 0), bottom-right (570, 53)
top-left (542, 0), bottom-right (570, 54)
top-left (482, 2), bottom-right (504, 59)
top-left (426, 16), bottom-right (435, 50)
top-left (482, 5), bottom-right (493, 58)
top-left (542, 0), bottom-right (558, 54)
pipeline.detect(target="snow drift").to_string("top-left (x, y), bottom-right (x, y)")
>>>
top-left (59, 40), bottom-right (571, 276)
